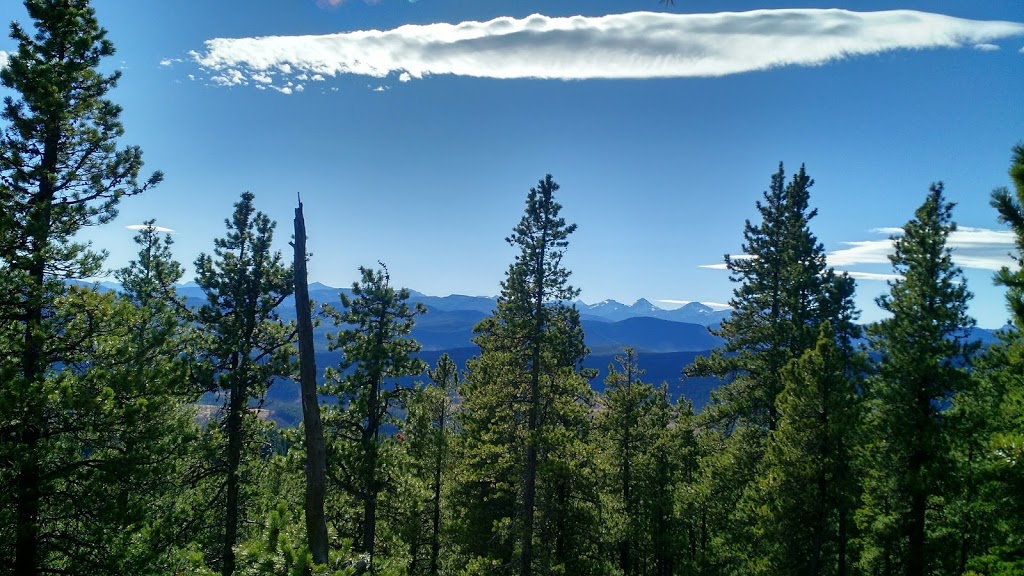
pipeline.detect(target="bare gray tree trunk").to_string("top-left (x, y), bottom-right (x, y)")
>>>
top-left (294, 198), bottom-right (330, 565)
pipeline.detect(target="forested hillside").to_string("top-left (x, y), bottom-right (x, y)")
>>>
top-left (2, 3), bottom-right (1024, 576)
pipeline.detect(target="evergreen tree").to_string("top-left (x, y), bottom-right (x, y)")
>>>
top-left (107, 222), bottom-right (208, 572)
top-left (596, 348), bottom-right (658, 576)
top-left (0, 1), bottom-right (161, 573)
top-left (597, 359), bottom-right (697, 576)
top-left (398, 354), bottom-right (459, 576)
top-left (322, 264), bottom-right (427, 572)
top-left (755, 322), bottom-right (863, 576)
top-left (981, 142), bottom-right (1024, 572)
top-left (685, 163), bottom-right (853, 573)
top-left (194, 192), bottom-right (295, 576)
top-left (949, 143), bottom-right (1024, 575)
top-left (857, 184), bottom-right (978, 576)
top-left (991, 143), bottom-right (1024, 328)
top-left (455, 174), bottom-right (598, 575)
top-left (689, 163), bottom-right (837, 431)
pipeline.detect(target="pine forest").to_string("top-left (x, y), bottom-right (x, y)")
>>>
top-left (1, 2), bottom-right (1023, 576)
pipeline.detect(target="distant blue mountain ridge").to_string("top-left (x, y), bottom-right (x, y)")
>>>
top-left (71, 279), bottom-right (1007, 426)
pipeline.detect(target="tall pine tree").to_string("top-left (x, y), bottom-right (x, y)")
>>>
top-left (193, 192), bottom-right (295, 576)
top-left (322, 264), bottom-right (427, 572)
top-left (858, 184), bottom-right (977, 576)
top-left (0, 2), bottom-right (161, 573)
top-left (456, 174), bottom-right (597, 575)
top-left (948, 143), bottom-right (1024, 574)
top-left (685, 163), bottom-right (856, 573)
top-left (398, 353), bottom-right (459, 576)
top-left (755, 321), bottom-right (863, 576)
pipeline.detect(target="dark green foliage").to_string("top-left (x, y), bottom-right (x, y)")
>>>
top-left (684, 163), bottom-right (858, 574)
top-left (398, 354), bottom-right (458, 575)
top-left (755, 322), bottom-right (863, 576)
top-left (950, 144), bottom-right (1024, 575)
top-left (690, 163), bottom-right (846, 430)
top-left (455, 174), bottom-right (602, 575)
top-left (193, 192), bottom-right (295, 576)
top-left (990, 143), bottom-right (1024, 328)
top-left (594, 350), bottom-right (703, 575)
top-left (322, 264), bottom-right (427, 571)
top-left (0, 1), bottom-right (163, 573)
top-left (858, 184), bottom-right (978, 576)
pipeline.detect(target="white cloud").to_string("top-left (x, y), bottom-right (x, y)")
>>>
top-left (974, 42), bottom-right (1000, 51)
top-left (186, 9), bottom-right (1024, 89)
top-left (948, 226), bottom-right (1017, 270)
top-left (211, 68), bottom-right (247, 86)
top-left (827, 238), bottom-right (895, 266)
top-left (870, 226), bottom-right (905, 235)
top-left (251, 71), bottom-right (273, 84)
top-left (699, 253), bottom-right (756, 270)
top-left (839, 270), bottom-right (905, 281)
top-left (0, 51), bottom-right (8, 69)
top-left (827, 226), bottom-right (1016, 271)
top-left (126, 224), bottom-right (176, 233)
top-left (657, 299), bottom-right (692, 305)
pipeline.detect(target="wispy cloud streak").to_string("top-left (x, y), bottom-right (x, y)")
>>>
top-left (183, 9), bottom-right (1024, 90)
top-left (827, 226), bottom-right (1015, 271)
top-left (698, 253), bottom-right (756, 270)
top-left (126, 224), bottom-right (176, 233)
top-left (839, 270), bottom-right (905, 282)
top-left (699, 227), bottom-right (1015, 280)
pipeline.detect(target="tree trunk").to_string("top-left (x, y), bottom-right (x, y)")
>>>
top-left (293, 199), bottom-right (330, 565)
top-left (15, 428), bottom-right (41, 576)
top-left (16, 298), bottom-right (43, 576)
top-left (907, 387), bottom-right (930, 576)
top-left (907, 488), bottom-right (927, 576)
top-left (520, 319), bottom-right (542, 576)
top-left (362, 477), bottom-right (378, 570)
top-left (429, 397), bottom-right (447, 576)
top-left (15, 129), bottom-right (59, 576)
top-left (838, 504), bottom-right (848, 576)
top-left (362, 371), bottom-right (382, 570)
top-left (222, 383), bottom-right (245, 576)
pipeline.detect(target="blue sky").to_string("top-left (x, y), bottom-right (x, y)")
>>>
top-left (1, 1), bottom-right (1022, 327)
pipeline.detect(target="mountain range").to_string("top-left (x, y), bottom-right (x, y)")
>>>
top-left (76, 280), bottom-right (1006, 426)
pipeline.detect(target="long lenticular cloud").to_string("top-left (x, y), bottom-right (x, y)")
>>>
top-left (186, 9), bottom-right (1024, 88)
